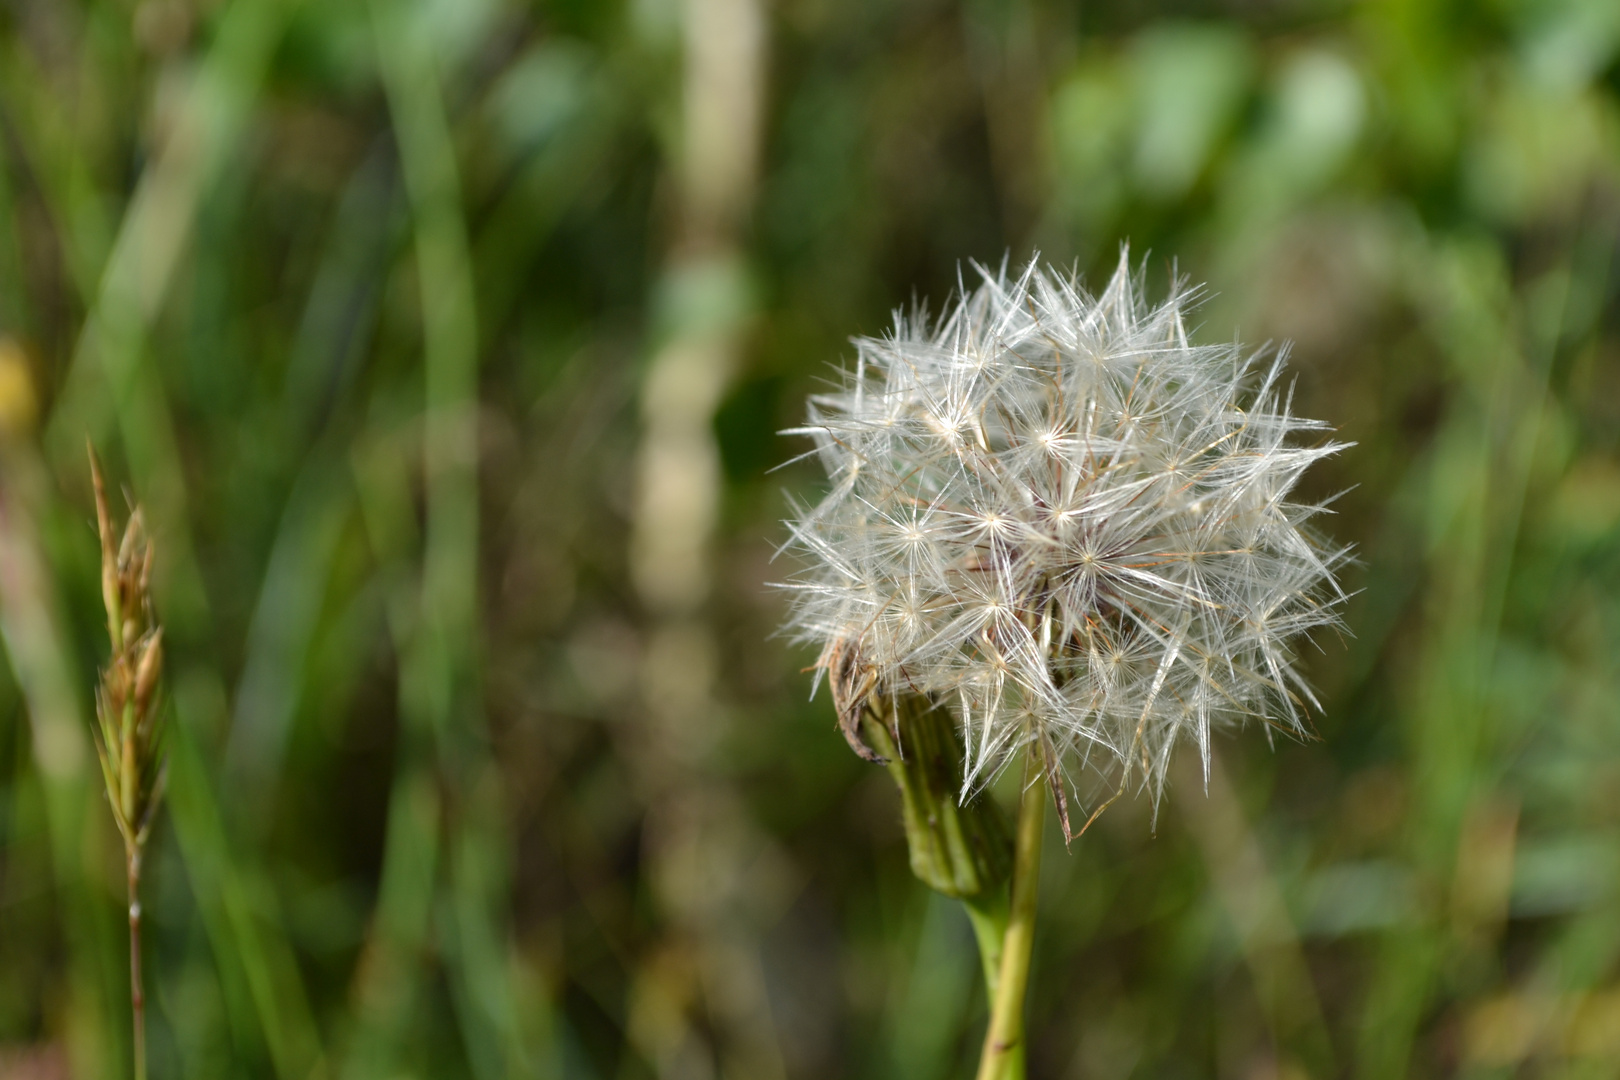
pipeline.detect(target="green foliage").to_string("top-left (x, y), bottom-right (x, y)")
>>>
top-left (0, 0), bottom-right (1618, 1077)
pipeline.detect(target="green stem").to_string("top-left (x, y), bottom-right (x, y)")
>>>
top-left (963, 894), bottom-right (1007, 998)
top-left (975, 749), bottom-right (1045, 1080)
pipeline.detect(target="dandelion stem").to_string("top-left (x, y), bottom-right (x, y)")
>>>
top-left (962, 894), bottom-right (1006, 998)
top-left (975, 747), bottom-right (1044, 1080)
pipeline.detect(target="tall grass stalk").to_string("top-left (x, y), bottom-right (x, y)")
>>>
top-left (88, 447), bottom-right (166, 1080)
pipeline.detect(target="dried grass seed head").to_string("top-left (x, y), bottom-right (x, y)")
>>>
top-left (90, 447), bottom-right (167, 850)
top-left (780, 254), bottom-right (1351, 811)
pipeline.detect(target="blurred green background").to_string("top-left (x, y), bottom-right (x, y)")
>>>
top-left (1, 0), bottom-right (1619, 1077)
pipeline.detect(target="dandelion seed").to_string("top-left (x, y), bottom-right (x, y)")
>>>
top-left (780, 253), bottom-right (1351, 820)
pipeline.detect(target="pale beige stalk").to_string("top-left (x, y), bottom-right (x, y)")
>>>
top-left (626, 0), bottom-right (780, 1075)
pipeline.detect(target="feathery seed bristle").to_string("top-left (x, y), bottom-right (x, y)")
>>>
top-left (779, 253), bottom-right (1351, 814)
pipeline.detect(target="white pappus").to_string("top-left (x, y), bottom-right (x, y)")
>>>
top-left (778, 253), bottom-right (1352, 828)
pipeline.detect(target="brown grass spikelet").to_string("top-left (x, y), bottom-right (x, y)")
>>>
top-left (89, 443), bottom-right (165, 1080)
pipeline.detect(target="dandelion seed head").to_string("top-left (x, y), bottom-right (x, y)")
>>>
top-left (780, 253), bottom-right (1351, 810)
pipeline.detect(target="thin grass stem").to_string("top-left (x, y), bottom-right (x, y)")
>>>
top-left (128, 849), bottom-right (146, 1080)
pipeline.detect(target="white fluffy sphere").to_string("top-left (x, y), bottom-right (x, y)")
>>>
top-left (780, 254), bottom-right (1351, 813)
